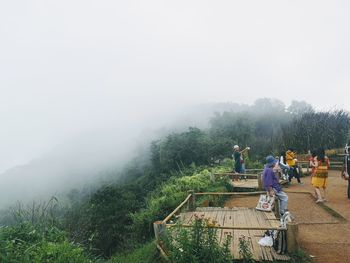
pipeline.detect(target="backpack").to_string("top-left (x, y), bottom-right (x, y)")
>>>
top-left (273, 230), bottom-right (287, 254)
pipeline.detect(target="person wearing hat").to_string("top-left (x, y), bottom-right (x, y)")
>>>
top-left (263, 155), bottom-right (289, 215)
top-left (232, 145), bottom-right (250, 176)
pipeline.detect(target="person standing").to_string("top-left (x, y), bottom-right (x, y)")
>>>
top-left (263, 155), bottom-right (289, 216)
top-left (309, 150), bottom-right (317, 179)
top-left (312, 149), bottom-right (330, 203)
top-left (341, 145), bottom-right (350, 200)
top-left (278, 151), bottom-right (290, 180)
top-left (286, 148), bottom-right (303, 184)
top-left (232, 145), bottom-right (250, 174)
top-left (309, 150), bottom-right (318, 199)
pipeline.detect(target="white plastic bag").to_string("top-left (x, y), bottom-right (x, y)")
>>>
top-left (258, 235), bottom-right (273, 247)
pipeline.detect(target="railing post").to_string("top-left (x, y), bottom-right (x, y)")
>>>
top-left (257, 173), bottom-right (263, 190)
top-left (153, 221), bottom-right (167, 244)
top-left (210, 172), bottom-right (215, 182)
top-left (274, 196), bottom-right (280, 219)
top-left (188, 190), bottom-right (196, 211)
top-left (287, 222), bottom-right (299, 253)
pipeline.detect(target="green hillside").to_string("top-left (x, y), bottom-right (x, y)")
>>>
top-left (1, 101), bottom-right (349, 263)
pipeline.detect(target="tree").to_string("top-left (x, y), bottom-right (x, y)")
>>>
top-left (281, 110), bottom-right (350, 152)
top-left (287, 100), bottom-right (314, 116)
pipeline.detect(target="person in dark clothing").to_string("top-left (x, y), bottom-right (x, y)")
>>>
top-left (232, 145), bottom-right (250, 174)
top-left (263, 155), bottom-right (289, 215)
top-left (286, 148), bottom-right (303, 184)
top-left (341, 144), bottom-right (350, 200)
top-left (233, 145), bottom-right (242, 173)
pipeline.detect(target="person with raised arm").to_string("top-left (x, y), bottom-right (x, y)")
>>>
top-left (232, 145), bottom-right (250, 179)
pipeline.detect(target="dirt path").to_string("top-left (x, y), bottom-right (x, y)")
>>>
top-left (225, 170), bottom-right (350, 263)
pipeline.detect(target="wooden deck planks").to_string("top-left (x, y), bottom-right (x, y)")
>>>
top-left (232, 179), bottom-right (258, 188)
top-left (221, 208), bottom-right (234, 246)
top-left (177, 207), bottom-right (290, 261)
top-left (244, 208), bottom-right (262, 261)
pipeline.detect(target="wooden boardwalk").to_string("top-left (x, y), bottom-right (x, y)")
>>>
top-left (232, 179), bottom-right (259, 189)
top-left (179, 207), bottom-right (290, 261)
top-left (231, 178), bottom-right (288, 189)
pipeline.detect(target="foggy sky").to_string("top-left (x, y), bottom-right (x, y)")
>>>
top-left (1, 0), bottom-right (350, 173)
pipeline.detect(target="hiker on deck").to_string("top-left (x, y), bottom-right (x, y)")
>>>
top-left (341, 144), bottom-right (350, 200)
top-left (312, 148), bottom-right (330, 203)
top-left (309, 150), bottom-right (317, 179)
top-left (286, 148), bottom-right (303, 184)
top-left (278, 151), bottom-right (290, 180)
top-left (263, 155), bottom-right (289, 216)
top-left (232, 145), bottom-right (250, 177)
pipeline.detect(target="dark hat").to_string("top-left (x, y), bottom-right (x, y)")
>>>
top-left (266, 155), bottom-right (277, 167)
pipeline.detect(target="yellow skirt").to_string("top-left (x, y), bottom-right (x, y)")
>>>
top-left (311, 176), bottom-right (328, 188)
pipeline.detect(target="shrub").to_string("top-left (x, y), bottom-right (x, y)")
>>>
top-left (238, 235), bottom-right (253, 263)
top-left (165, 215), bottom-right (233, 263)
top-left (0, 223), bottom-right (96, 263)
top-left (110, 241), bottom-right (162, 263)
top-left (131, 167), bottom-right (231, 242)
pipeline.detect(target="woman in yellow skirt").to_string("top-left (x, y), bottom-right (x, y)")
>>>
top-left (312, 149), bottom-right (330, 203)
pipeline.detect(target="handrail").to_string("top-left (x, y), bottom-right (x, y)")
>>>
top-left (299, 160), bottom-right (343, 165)
top-left (162, 194), bottom-right (192, 224)
top-left (214, 173), bottom-right (260, 176)
top-left (165, 223), bottom-right (286, 231)
top-left (194, 191), bottom-right (265, 196)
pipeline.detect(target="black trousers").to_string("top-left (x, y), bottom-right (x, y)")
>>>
top-left (288, 166), bottom-right (301, 183)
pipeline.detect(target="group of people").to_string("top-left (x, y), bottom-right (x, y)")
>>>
top-left (232, 144), bottom-right (350, 216)
top-left (263, 148), bottom-right (331, 216)
top-left (232, 146), bottom-right (304, 185)
top-left (276, 148), bottom-right (303, 184)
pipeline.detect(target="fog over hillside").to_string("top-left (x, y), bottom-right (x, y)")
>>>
top-left (1, 0), bottom-right (350, 207)
top-left (0, 99), bottom-right (325, 208)
top-left (0, 102), bottom-right (243, 207)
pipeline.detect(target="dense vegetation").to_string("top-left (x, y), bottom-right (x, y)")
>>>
top-left (1, 99), bottom-right (349, 262)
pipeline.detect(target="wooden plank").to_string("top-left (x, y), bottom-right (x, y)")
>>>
top-left (216, 208), bottom-right (225, 244)
top-left (231, 208), bottom-right (240, 259)
top-left (180, 212), bottom-right (194, 225)
top-left (235, 208), bottom-right (251, 260)
top-left (254, 210), bottom-right (273, 261)
top-left (221, 208), bottom-right (233, 247)
top-left (215, 173), bottom-right (259, 177)
top-left (252, 209), bottom-right (290, 261)
top-left (232, 179), bottom-right (258, 188)
top-left (263, 211), bottom-right (280, 228)
top-left (244, 208), bottom-right (263, 261)
top-left (175, 207), bottom-right (290, 261)
top-left (250, 209), bottom-right (273, 261)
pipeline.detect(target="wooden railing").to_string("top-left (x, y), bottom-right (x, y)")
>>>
top-left (299, 160), bottom-right (344, 172)
top-left (213, 171), bottom-right (265, 190)
top-left (154, 190), bottom-right (299, 259)
top-left (155, 191), bottom-right (283, 240)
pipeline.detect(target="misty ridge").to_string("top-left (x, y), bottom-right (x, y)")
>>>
top-left (0, 98), bottom-right (344, 209)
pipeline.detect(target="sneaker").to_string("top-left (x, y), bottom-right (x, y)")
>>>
top-left (298, 182), bottom-right (304, 185)
top-left (316, 199), bottom-right (323, 203)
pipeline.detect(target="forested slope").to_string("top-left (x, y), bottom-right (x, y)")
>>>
top-left (1, 99), bottom-right (349, 262)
